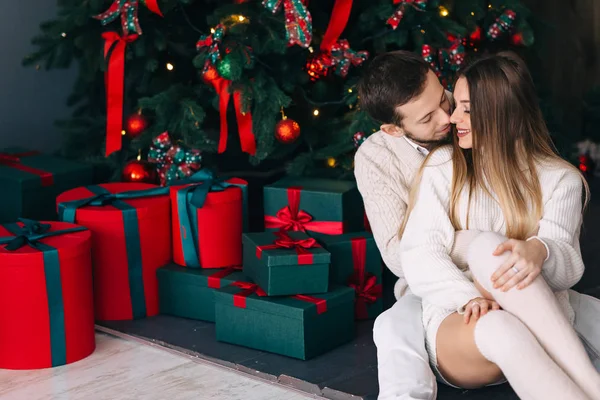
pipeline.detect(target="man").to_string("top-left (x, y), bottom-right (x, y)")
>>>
top-left (354, 50), bottom-right (600, 400)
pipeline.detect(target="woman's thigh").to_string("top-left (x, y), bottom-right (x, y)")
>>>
top-left (435, 312), bottom-right (504, 389)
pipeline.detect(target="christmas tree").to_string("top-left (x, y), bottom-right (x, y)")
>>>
top-left (25, 0), bottom-right (536, 183)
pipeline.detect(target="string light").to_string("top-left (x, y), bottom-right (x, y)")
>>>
top-left (137, 150), bottom-right (142, 161)
top-left (327, 157), bottom-right (337, 168)
top-left (439, 6), bottom-right (449, 17)
top-left (420, 29), bottom-right (426, 34)
top-left (348, 88), bottom-right (353, 93)
top-left (313, 109), bottom-right (320, 117)
top-left (166, 62), bottom-right (174, 71)
top-left (471, 11), bottom-right (475, 16)
top-left (488, 4), bottom-right (492, 8)
top-left (238, 15), bottom-right (246, 22)
top-left (61, 32), bottom-right (67, 38)
top-left (308, 46), bottom-right (314, 53)
top-left (210, 28), bottom-right (216, 34)
top-left (121, 129), bottom-right (127, 136)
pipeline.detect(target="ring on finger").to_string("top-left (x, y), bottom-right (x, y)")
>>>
top-left (512, 266), bottom-right (519, 274)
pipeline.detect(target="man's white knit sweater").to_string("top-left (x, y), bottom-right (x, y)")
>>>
top-left (398, 145), bottom-right (584, 321)
top-left (354, 131), bottom-right (480, 299)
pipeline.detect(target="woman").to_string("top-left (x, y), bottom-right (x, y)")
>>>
top-left (398, 52), bottom-right (600, 399)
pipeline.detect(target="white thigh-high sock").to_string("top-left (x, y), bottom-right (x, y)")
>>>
top-left (468, 232), bottom-right (600, 400)
top-left (475, 311), bottom-right (590, 400)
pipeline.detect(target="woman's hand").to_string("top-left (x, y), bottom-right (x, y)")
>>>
top-left (462, 297), bottom-right (500, 324)
top-left (491, 238), bottom-right (547, 291)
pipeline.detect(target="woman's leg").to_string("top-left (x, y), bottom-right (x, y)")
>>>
top-left (436, 310), bottom-right (590, 399)
top-left (468, 232), bottom-right (600, 399)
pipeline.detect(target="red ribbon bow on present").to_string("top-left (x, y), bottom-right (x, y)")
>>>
top-left (387, 0), bottom-right (427, 30)
top-left (347, 237), bottom-right (382, 319)
top-left (102, 31), bottom-right (139, 156)
top-left (264, 187), bottom-right (344, 235)
top-left (0, 151), bottom-right (54, 186)
top-left (256, 231), bottom-right (320, 265)
top-left (231, 281), bottom-right (267, 309)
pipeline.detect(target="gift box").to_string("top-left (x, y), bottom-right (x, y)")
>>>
top-left (215, 283), bottom-right (355, 360)
top-left (263, 177), bottom-right (364, 235)
top-left (56, 183), bottom-right (171, 321)
top-left (157, 264), bottom-right (246, 322)
top-left (313, 232), bottom-right (383, 320)
top-left (0, 148), bottom-right (93, 223)
top-left (242, 231), bottom-right (330, 296)
top-left (0, 219), bottom-right (95, 369)
top-left (171, 170), bottom-right (248, 268)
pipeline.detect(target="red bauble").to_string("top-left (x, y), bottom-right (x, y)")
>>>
top-left (305, 55), bottom-right (330, 81)
top-left (122, 160), bottom-right (158, 184)
top-left (203, 65), bottom-right (220, 84)
top-left (511, 32), bottom-right (524, 46)
top-left (275, 118), bottom-right (301, 144)
top-left (470, 26), bottom-right (482, 43)
top-left (125, 114), bottom-right (148, 138)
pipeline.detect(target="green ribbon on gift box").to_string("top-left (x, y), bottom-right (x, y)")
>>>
top-left (174, 169), bottom-right (248, 268)
top-left (58, 185), bottom-right (169, 319)
top-left (0, 219), bottom-right (87, 366)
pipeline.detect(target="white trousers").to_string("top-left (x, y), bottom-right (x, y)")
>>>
top-left (374, 290), bottom-right (600, 400)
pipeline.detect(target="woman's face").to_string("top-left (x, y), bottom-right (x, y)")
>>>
top-left (450, 77), bottom-right (472, 149)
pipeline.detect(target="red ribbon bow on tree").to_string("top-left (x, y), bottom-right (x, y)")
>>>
top-left (101, 32), bottom-right (139, 156)
top-left (256, 231), bottom-right (320, 264)
top-left (347, 237), bottom-right (382, 319)
top-left (387, 0), bottom-right (427, 30)
top-left (263, 0), bottom-right (312, 48)
top-left (322, 39), bottom-right (369, 77)
top-left (94, 0), bottom-right (163, 36)
top-left (264, 187), bottom-right (344, 235)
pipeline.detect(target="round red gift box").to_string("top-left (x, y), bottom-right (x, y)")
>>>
top-left (171, 178), bottom-right (246, 268)
top-left (56, 183), bottom-right (171, 321)
top-left (0, 221), bottom-right (94, 369)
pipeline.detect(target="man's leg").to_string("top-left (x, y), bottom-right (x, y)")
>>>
top-left (569, 289), bottom-right (600, 371)
top-left (374, 293), bottom-right (437, 400)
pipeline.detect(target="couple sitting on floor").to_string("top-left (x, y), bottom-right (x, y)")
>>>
top-left (355, 51), bottom-right (600, 399)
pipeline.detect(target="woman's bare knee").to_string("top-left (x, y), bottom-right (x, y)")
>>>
top-left (435, 313), bottom-right (503, 389)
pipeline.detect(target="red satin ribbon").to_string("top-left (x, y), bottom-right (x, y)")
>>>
top-left (292, 294), bottom-right (327, 314)
top-left (347, 237), bottom-right (382, 319)
top-left (231, 281), bottom-right (267, 308)
top-left (207, 265), bottom-right (242, 289)
top-left (102, 32), bottom-right (138, 156)
top-left (264, 187), bottom-right (344, 234)
top-left (210, 77), bottom-right (256, 156)
top-left (144, 0), bottom-right (163, 16)
top-left (320, 0), bottom-right (353, 51)
top-left (256, 231), bottom-right (319, 265)
top-left (0, 152), bottom-right (54, 186)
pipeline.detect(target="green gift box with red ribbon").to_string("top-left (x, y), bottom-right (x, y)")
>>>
top-left (215, 282), bottom-right (355, 360)
top-left (312, 232), bottom-right (383, 320)
top-left (263, 177), bottom-right (365, 236)
top-left (0, 148), bottom-right (93, 223)
top-left (157, 264), bottom-right (246, 322)
top-left (242, 231), bottom-right (330, 296)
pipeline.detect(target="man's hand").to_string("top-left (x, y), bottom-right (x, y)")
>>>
top-left (491, 238), bottom-right (548, 292)
top-left (462, 297), bottom-right (500, 324)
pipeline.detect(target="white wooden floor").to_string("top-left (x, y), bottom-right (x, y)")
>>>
top-left (0, 333), bottom-right (317, 400)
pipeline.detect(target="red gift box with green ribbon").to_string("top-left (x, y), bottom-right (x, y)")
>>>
top-left (157, 264), bottom-right (246, 322)
top-left (313, 232), bottom-right (383, 320)
top-left (56, 183), bottom-right (171, 321)
top-left (170, 169), bottom-right (248, 269)
top-left (242, 230), bottom-right (330, 296)
top-left (0, 219), bottom-right (95, 369)
top-left (215, 282), bottom-right (355, 360)
top-left (263, 177), bottom-right (365, 235)
top-left (0, 148), bottom-right (92, 223)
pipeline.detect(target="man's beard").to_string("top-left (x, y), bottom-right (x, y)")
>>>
top-left (404, 129), bottom-right (452, 147)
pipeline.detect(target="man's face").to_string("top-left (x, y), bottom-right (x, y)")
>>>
top-left (381, 70), bottom-right (452, 147)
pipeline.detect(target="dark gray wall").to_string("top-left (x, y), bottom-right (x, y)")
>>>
top-left (0, 1), bottom-right (76, 153)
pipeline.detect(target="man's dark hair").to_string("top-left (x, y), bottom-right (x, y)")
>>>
top-left (358, 50), bottom-right (430, 126)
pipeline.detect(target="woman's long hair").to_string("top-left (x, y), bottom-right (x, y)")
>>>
top-left (400, 52), bottom-right (588, 239)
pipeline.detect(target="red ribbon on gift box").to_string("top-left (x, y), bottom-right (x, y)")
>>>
top-left (0, 151), bottom-right (54, 186)
top-left (264, 187), bottom-right (344, 235)
top-left (231, 281), bottom-right (267, 308)
top-left (207, 265), bottom-right (243, 289)
top-left (256, 231), bottom-right (320, 265)
top-left (347, 237), bottom-right (382, 319)
top-left (230, 281), bottom-right (328, 314)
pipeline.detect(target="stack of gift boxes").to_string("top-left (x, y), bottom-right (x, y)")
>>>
top-left (0, 148), bottom-right (386, 369)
